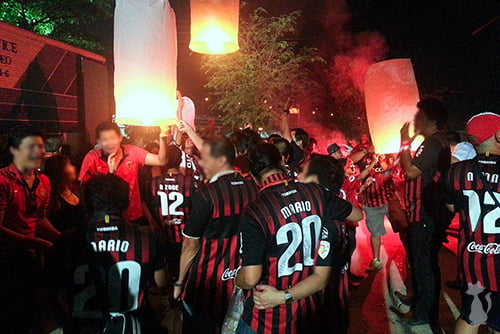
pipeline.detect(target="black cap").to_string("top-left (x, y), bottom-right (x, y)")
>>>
top-left (327, 143), bottom-right (340, 155)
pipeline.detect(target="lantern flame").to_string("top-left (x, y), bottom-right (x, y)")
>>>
top-left (189, 0), bottom-right (240, 55)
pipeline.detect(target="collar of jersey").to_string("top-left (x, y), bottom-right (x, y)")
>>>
top-left (260, 173), bottom-right (290, 191)
top-left (210, 169), bottom-right (236, 183)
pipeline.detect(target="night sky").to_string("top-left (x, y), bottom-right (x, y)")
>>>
top-left (173, 0), bottom-right (499, 131)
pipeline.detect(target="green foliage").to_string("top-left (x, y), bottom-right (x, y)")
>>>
top-left (0, 0), bottom-right (114, 54)
top-left (202, 8), bottom-right (325, 129)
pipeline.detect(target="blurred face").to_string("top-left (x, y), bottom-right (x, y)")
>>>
top-left (199, 144), bottom-right (224, 180)
top-left (361, 133), bottom-right (369, 144)
top-left (185, 138), bottom-right (195, 150)
top-left (64, 161), bottom-right (77, 183)
top-left (344, 159), bottom-right (358, 176)
top-left (331, 150), bottom-right (343, 160)
top-left (298, 161), bottom-right (318, 184)
top-left (413, 109), bottom-right (433, 135)
top-left (97, 130), bottom-right (122, 155)
top-left (10, 136), bottom-right (45, 170)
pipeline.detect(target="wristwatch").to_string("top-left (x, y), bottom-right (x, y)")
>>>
top-left (284, 290), bottom-right (294, 304)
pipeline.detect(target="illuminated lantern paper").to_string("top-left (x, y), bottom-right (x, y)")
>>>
top-left (189, 0), bottom-right (240, 54)
top-left (364, 59), bottom-right (421, 154)
top-left (114, 0), bottom-right (178, 126)
top-left (181, 96), bottom-right (196, 129)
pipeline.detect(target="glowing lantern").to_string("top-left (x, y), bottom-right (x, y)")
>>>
top-left (189, 0), bottom-right (240, 54)
top-left (114, 0), bottom-right (178, 126)
top-left (364, 58), bottom-right (422, 154)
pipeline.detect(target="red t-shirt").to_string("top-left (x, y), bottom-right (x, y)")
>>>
top-left (0, 164), bottom-right (51, 238)
top-left (340, 175), bottom-right (361, 207)
top-left (79, 145), bottom-right (148, 222)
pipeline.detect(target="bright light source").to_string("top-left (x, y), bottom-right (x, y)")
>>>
top-left (189, 0), bottom-right (240, 55)
top-left (205, 97), bottom-right (209, 101)
top-left (114, 0), bottom-right (178, 126)
top-left (289, 107), bottom-right (300, 114)
top-left (365, 58), bottom-right (421, 154)
top-left (312, 111), bottom-right (316, 115)
top-left (258, 127), bottom-right (263, 131)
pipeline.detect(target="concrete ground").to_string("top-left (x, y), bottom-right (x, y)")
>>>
top-left (347, 217), bottom-right (490, 334)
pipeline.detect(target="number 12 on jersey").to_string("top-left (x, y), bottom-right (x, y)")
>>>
top-left (463, 190), bottom-right (500, 234)
top-left (158, 191), bottom-right (184, 216)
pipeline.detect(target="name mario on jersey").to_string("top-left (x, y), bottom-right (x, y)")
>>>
top-left (91, 239), bottom-right (130, 253)
top-left (281, 200), bottom-right (312, 219)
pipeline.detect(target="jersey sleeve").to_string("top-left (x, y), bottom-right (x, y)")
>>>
top-left (78, 152), bottom-right (95, 182)
top-left (443, 166), bottom-right (457, 205)
top-left (324, 192), bottom-right (354, 222)
top-left (182, 190), bottom-right (212, 239)
top-left (130, 145), bottom-right (148, 166)
top-left (412, 138), bottom-right (440, 172)
top-left (0, 177), bottom-right (10, 217)
top-left (315, 220), bottom-right (339, 267)
top-left (240, 211), bottom-right (267, 266)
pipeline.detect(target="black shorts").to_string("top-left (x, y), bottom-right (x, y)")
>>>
top-left (460, 283), bottom-right (500, 331)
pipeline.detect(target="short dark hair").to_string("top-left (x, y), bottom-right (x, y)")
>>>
top-left (267, 134), bottom-right (282, 143)
top-left (230, 129), bottom-right (261, 155)
top-left (83, 174), bottom-right (129, 216)
top-left (96, 121), bottom-right (121, 139)
top-left (291, 128), bottom-right (310, 148)
top-left (7, 125), bottom-right (45, 149)
top-left (248, 143), bottom-right (282, 179)
top-left (165, 145), bottom-right (182, 170)
top-left (271, 137), bottom-right (292, 160)
top-left (306, 154), bottom-right (344, 193)
top-left (417, 98), bottom-right (448, 130)
top-left (205, 137), bottom-right (236, 166)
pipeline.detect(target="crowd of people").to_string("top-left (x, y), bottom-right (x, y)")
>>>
top-left (0, 97), bottom-right (498, 334)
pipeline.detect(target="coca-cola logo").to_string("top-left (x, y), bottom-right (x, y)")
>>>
top-left (466, 241), bottom-right (500, 255)
top-left (221, 266), bottom-right (240, 281)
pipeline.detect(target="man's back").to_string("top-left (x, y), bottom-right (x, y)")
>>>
top-left (445, 154), bottom-right (500, 291)
top-left (182, 172), bottom-right (257, 321)
top-left (240, 176), bottom-right (351, 334)
top-left (151, 173), bottom-right (196, 244)
top-left (47, 219), bottom-right (164, 329)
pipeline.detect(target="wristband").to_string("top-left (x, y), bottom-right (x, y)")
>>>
top-left (173, 283), bottom-right (183, 288)
top-left (400, 145), bottom-right (411, 152)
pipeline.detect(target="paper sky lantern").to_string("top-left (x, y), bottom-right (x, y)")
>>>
top-left (181, 96), bottom-right (196, 129)
top-left (189, 0), bottom-right (240, 55)
top-left (364, 59), bottom-right (421, 154)
top-left (114, 0), bottom-right (178, 126)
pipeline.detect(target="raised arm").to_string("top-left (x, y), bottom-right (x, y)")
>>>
top-left (178, 120), bottom-right (204, 152)
top-left (400, 122), bottom-right (422, 180)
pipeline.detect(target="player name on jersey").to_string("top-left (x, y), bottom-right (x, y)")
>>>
top-left (280, 200), bottom-right (312, 219)
top-left (90, 239), bottom-right (130, 253)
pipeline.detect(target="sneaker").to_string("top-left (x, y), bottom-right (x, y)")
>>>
top-left (366, 258), bottom-right (383, 272)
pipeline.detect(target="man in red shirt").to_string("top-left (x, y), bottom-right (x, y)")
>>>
top-left (0, 125), bottom-right (61, 334)
top-left (79, 122), bottom-right (168, 223)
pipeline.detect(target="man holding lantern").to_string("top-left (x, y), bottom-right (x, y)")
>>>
top-left (398, 98), bottom-right (452, 328)
top-left (79, 121), bottom-right (169, 224)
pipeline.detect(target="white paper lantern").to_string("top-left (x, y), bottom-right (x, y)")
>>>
top-left (365, 59), bottom-right (422, 154)
top-left (114, 0), bottom-right (178, 126)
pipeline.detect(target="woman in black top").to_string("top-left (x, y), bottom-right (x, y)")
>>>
top-left (42, 155), bottom-right (85, 233)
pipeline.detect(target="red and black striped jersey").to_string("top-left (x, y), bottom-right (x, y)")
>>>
top-left (45, 218), bottom-right (165, 323)
top-left (404, 132), bottom-right (450, 222)
top-left (444, 154), bottom-right (500, 292)
top-left (151, 173), bottom-right (196, 244)
top-left (362, 171), bottom-right (395, 208)
top-left (182, 172), bottom-right (257, 322)
top-left (240, 174), bottom-right (353, 334)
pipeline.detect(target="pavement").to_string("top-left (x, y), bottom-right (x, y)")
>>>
top-left (347, 217), bottom-right (490, 334)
